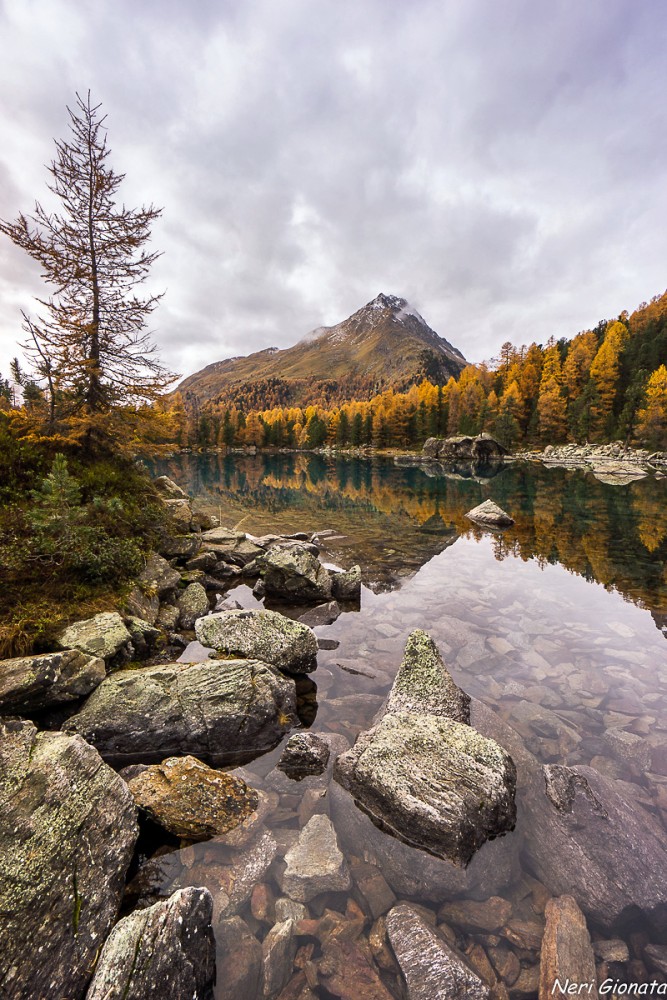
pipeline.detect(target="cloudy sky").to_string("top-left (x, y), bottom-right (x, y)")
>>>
top-left (0, 0), bottom-right (666, 383)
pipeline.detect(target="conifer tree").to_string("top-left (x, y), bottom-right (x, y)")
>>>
top-left (0, 92), bottom-right (175, 445)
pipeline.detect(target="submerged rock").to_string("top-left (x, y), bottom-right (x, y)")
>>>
top-left (0, 719), bottom-right (137, 1000)
top-left (330, 780), bottom-right (519, 901)
top-left (334, 710), bottom-right (516, 866)
top-left (216, 916), bottom-right (263, 1000)
top-left (279, 814), bottom-right (351, 903)
top-left (472, 701), bottom-right (667, 934)
top-left (56, 611), bottom-right (133, 662)
top-left (64, 659), bottom-right (297, 765)
top-left (277, 732), bottom-right (331, 778)
top-left (385, 628), bottom-right (470, 723)
top-left (465, 500), bottom-right (514, 528)
top-left (86, 886), bottom-right (215, 1000)
top-left (196, 608), bottom-right (318, 674)
top-left (386, 902), bottom-right (490, 1000)
top-left (538, 896), bottom-right (598, 1000)
top-left (259, 542), bottom-right (333, 604)
top-left (126, 755), bottom-right (259, 840)
top-left (0, 649), bottom-right (105, 714)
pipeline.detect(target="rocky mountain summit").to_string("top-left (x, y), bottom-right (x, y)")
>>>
top-left (177, 293), bottom-right (466, 407)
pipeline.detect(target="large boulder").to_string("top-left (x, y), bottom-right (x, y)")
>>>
top-left (64, 659), bottom-right (297, 765)
top-left (471, 700), bottom-right (667, 934)
top-left (0, 649), bottom-right (106, 714)
top-left (259, 542), bottom-right (333, 603)
top-left (56, 611), bottom-right (133, 663)
top-left (465, 500), bottom-right (514, 528)
top-left (334, 711), bottom-right (517, 866)
top-left (386, 903), bottom-right (490, 1000)
top-left (195, 609), bottom-right (318, 674)
top-left (384, 629), bottom-right (470, 723)
top-left (126, 755), bottom-right (259, 840)
top-left (86, 886), bottom-right (215, 1000)
top-left (137, 551), bottom-right (181, 596)
top-left (201, 527), bottom-right (266, 567)
top-left (0, 719), bottom-right (138, 1000)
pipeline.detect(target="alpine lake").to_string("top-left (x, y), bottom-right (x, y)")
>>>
top-left (146, 451), bottom-right (667, 999)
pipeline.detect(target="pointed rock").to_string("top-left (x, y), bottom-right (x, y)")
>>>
top-left (279, 814), bottom-right (351, 902)
top-left (0, 649), bottom-right (105, 713)
top-left (385, 629), bottom-right (470, 722)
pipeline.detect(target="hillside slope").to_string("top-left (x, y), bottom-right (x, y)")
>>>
top-left (178, 294), bottom-right (466, 408)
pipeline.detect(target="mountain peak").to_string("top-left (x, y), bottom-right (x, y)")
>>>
top-left (178, 294), bottom-right (466, 407)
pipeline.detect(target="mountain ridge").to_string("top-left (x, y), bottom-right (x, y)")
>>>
top-left (178, 293), bottom-right (467, 409)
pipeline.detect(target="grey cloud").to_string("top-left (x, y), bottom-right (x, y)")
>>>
top-left (0, 0), bottom-right (666, 384)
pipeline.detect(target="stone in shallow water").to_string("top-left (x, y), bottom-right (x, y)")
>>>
top-left (262, 918), bottom-right (298, 998)
top-left (385, 628), bottom-right (470, 722)
top-left (334, 711), bottom-right (516, 867)
top-left (0, 719), bottom-right (137, 1000)
top-left (386, 902), bottom-right (490, 1000)
top-left (64, 659), bottom-right (296, 765)
top-left (126, 755), bottom-right (259, 840)
top-left (538, 895), bottom-right (598, 1000)
top-left (259, 542), bottom-right (333, 604)
top-left (215, 915), bottom-right (263, 1000)
top-left (277, 732), bottom-right (331, 778)
top-left (279, 814), bottom-right (351, 903)
top-left (0, 649), bottom-right (106, 713)
top-left (465, 499), bottom-right (514, 528)
top-left (196, 608), bottom-right (318, 674)
top-left (85, 886), bottom-right (215, 1000)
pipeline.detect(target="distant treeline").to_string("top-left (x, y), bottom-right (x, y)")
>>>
top-left (167, 290), bottom-right (667, 451)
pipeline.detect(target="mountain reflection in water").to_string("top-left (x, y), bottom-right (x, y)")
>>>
top-left (151, 452), bottom-right (667, 619)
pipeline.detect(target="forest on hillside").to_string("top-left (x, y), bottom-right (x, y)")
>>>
top-left (167, 290), bottom-right (667, 452)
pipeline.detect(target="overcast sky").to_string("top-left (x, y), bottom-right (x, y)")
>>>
top-left (1, 0), bottom-right (666, 384)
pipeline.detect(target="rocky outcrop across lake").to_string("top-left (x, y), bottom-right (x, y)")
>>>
top-left (0, 648), bottom-right (106, 714)
top-left (195, 608), bottom-right (318, 674)
top-left (64, 659), bottom-right (297, 765)
top-left (515, 442), bottom-right (667, 482)
top-left (334, 631), bottom-right (517, 867)
top-left (0, 719), bottom-right (138, 1000)
top-left (423, 435), bottom-right (508, 463)
top-left (125, 755), bottom-right (259, 840)
top-left (85, 886), bottom-right (215, 1000)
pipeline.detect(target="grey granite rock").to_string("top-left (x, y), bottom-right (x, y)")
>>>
top-left (334, 710), bottom-right (516, 866)
top-left (196, 608), bottom-right (318, 674)
top-left (0, 719), bottom-right (138, 1000)
top-left (64, 659), bottom-right (297, 765)
top-left (386, 902), bottom-right (490, 999)
top-left (465, 499), bottom-right (514, 527)
top-left (384, 629), bottom-right (470, 723)
top-left (259, 542), bottom-right (333, 603)
top-left (57, 611), bottom-right (133, 662)
top-left (86, 886), bottom-right (215, 1000)
top-left (176, 581), bottom-right (209, 629)
top-left (0, 649), bottom-right (106, 713)
top-left (277, 732), bottom-right (331, 778)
